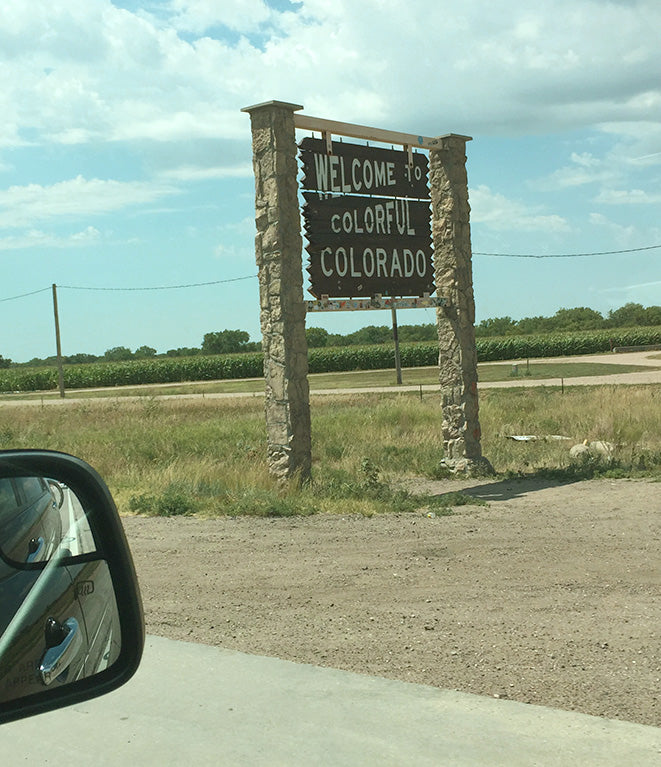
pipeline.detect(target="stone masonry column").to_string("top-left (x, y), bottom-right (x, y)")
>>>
top-left (430, 135), bottom-right (492, 475)
top-left (242, 101), bottom-right (311, 482)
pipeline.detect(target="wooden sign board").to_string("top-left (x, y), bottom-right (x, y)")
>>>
top-left (303, 192), bottom-right (434, 298)
top-left (300, 139), bottom-right (434, 298)
top-left (302, 193), bottom-right (431, 244)
top-left (300, 138), bottom-right (429, 199)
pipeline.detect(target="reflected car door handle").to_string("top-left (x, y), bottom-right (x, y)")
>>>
top-left (26, 536), bottom-right (45, 563)
top-left (39, 618), bottom-right (83, 685)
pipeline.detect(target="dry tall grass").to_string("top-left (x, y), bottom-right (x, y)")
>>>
top-left (480, 385), bottom-right (661, 473)
top-left (1, 384), bottom-right (659, 515)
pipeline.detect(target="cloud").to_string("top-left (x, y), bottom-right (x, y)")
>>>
top-left (599, 121), bottom-right (661, 164)
top-left (213, 216), bottom-right (258, 259)
top-left (599, 279), bottom-right (661, 300)
top-left (533, 128), bottom-right (660, 207)
top-left (603, 279), bottom-right (661, 292)
top-left (213, 241), bottom-right (254, 262)
top-left (593, 188), bottom-right (661, 204)
top-left (588, 213), bottom-right (637, 242)
top-left (469, 185), bottom-right (570, 232)
top-left (158, 163), bottom-right (252, 181)
top-left (630, 151), bottom-right (661, 165)
top-left (535, 152), bottom-right (615, 190)
top-left (167, 0), bottom-right (274, 35)
top-left (0, 226), bottom-right (101, 251)
top-left (1, 0), bottom-right (660, 153)
top-left (0, 176), bottom-right (178, 229)
top-left (217, 215), bottom-right (256, 235)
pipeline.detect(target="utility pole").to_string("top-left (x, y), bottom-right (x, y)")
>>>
top-left (52, 284), bottom-right (65, 398)
top-left (391, 303), bottom-right (402, 385)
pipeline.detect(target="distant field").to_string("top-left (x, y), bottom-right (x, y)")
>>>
top-left (1, 360), bottom-right (655, 400)
top-left (3, 325), bottom-right (661, 394)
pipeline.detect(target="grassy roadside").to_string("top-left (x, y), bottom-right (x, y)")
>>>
top-left (1, 385), bottom-right (659, 517)
top-left (1, 360), bottom-right (656, 401)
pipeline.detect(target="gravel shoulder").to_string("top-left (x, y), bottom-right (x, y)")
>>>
top-left (121, 476), bottom-right (661, 727)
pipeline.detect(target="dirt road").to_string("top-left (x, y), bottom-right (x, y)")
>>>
top-left (122, 475), bottom-right (660, 727)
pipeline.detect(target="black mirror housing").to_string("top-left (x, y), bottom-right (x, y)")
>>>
top-left (0, 450), bottom-right (144, 724)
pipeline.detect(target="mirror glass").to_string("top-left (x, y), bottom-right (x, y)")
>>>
top-left (0, 478), bottom-right (120, 704)
top-left (0, 476), bottom-right (97, 565)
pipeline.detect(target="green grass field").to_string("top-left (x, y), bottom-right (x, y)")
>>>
top-left (1, 384), bottom-right (659, 517)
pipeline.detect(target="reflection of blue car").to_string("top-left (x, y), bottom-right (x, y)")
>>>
top-left (0, 477), bottom-right (120, 704)
top-left (0, 477), bottom-right (63, 564)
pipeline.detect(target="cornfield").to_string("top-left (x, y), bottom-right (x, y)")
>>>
top-left (2, 326), bottom-right (660, 393)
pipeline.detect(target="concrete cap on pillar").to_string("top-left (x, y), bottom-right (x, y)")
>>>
top-left (241, 100), bottom-right (304, 114)
top-left (432, 133), bottom-right (473, 143)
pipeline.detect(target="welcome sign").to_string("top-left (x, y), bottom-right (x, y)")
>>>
top-left (299, 138), bottom-right (434, 298)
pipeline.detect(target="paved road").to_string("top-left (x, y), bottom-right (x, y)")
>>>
top-left (3, 635), bottom-right (661, 766)
top-left (2, 351), bottom-right (660, 407)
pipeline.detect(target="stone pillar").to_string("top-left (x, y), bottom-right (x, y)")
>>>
top-left (242, 101), bottom-right (311, 482)
top-left (430, 135), bottom-right (492, 476)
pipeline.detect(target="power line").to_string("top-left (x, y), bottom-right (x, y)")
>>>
top-left (473, 244), bottom-right (661, 258)
top-left (0, 286), bottom-right (52, 303)
top-left (1, 241), bottom-right (659, 302)
top-left (59, 275), bottom-right (258, 291)
top-left (0, 276), bottom-right (259, 303)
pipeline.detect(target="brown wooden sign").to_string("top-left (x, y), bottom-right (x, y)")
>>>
top-left (306, 243), bottom-right (435, 299)
top-left (300, 138), bottom-right (434, 298)
top-left (300, 138), bottom-right (429, 199)
top-left (304, 194), bottom-right (434, 298)
top-left (303, 193), bottom-right (431, 244)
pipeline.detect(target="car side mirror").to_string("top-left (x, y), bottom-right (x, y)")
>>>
top-left (0, 450), bottom-right (144, 724)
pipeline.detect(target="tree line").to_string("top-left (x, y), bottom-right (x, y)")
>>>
top-left (7, 330), bottom-right (261, 368)
top-left (474, 303), bottom-right (661, 337)
top-left (4, 302), bottom-right (659, 367)
top-left (306, 302), bottom-right (661, 346)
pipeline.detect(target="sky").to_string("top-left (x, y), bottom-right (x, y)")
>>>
top-left (1, 0), bottom-right (660, 362)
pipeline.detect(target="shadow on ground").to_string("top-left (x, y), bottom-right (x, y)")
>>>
top-left (432, 475), bottom-right (580, 503)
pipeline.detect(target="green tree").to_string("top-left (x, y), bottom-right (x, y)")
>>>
top-left (643, 305), bottom-right (661, 325)
top-left (202, 330), bottom-right (250, 355)
top-left (104, 346), bottom-right (133, 361)
top-left (134, 345), bottom-right (157, 359)
top-left (327, 333), bottom-right (348, 347)
top-left (475, 317), bottom-right (518, 337)
top-left (166, 347), bottom-right (201, 357)
top-left (66, 353), bottom-right (100, 364)
top-left (0, 355), bottom-right (11, 369)
top-left (305, 327), bottom-right (329, 348)
top-left (607, 302), bottom-right (649, 328)
top-left (346, 325), bottom-right (391, 345)
top-left (517, 315), bottom-right (554, 335)
top-left (550, 307), bottom-right (604, 331)
top-left (398, 324), bottom-right (437, 342)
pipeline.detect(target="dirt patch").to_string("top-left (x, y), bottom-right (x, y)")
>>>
top-left (121, 477), bottom-right (660, 726)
